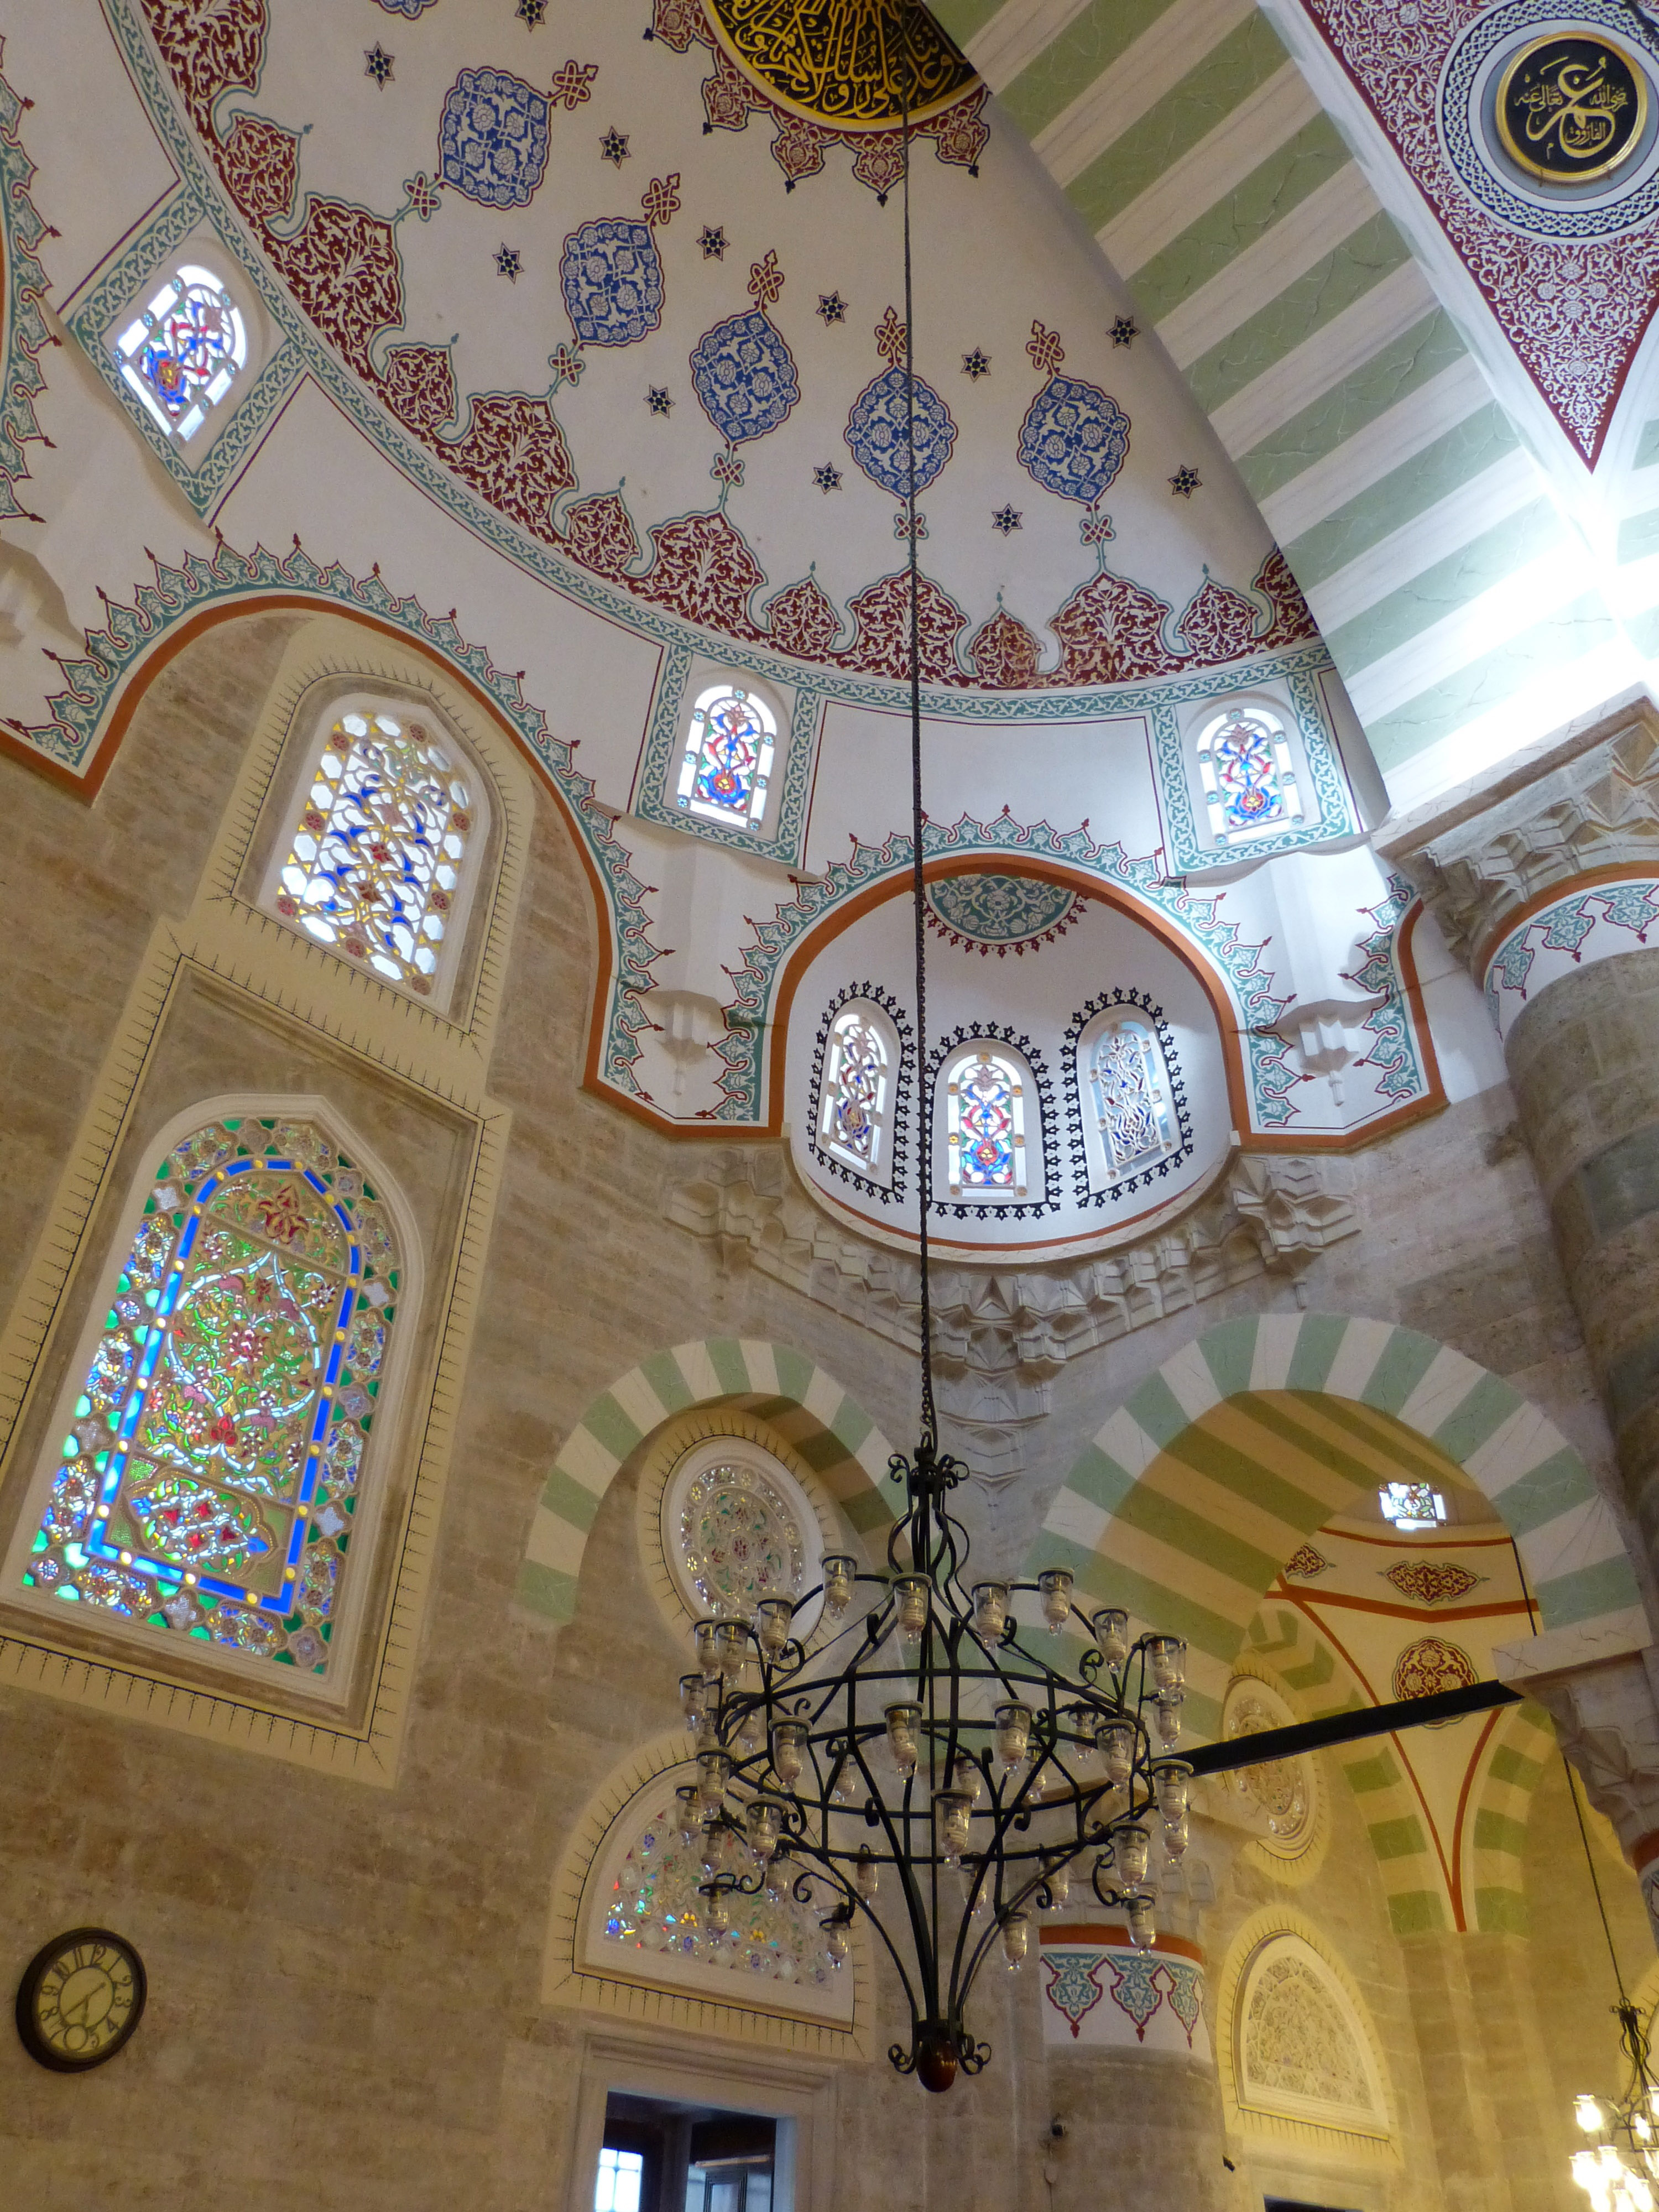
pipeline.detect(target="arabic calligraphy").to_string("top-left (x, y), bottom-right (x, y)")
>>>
top-left (704, 0), bottom-right (978, 128)
top-left (1496, 34), bottom-right (1647, 185)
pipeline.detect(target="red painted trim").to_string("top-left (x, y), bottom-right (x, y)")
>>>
top-left (1038, 1924), bottom-right (1204, 1965)
top-left (1472, 860), bottom-right (1659, 981)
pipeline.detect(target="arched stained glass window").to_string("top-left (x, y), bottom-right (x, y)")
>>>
top-left (945, 1045), bottom-right (1029, 1200)
top-left (1088, 1019), bottom-right (1175, 1178)
top-left (112, 262), bottom-right (247, 445)
top-left (1196, 707), bottom-right (1302, 846)
top-left (20, 1112), bottom-right (405, 1684)
top-left (274, 707), bottom-right (476, 996)
top-left (676, 682), bottom-right (777, 831)
top-left (600, 1785), bottom-right (841, 1997)
top-left (820, 1004), bottom-right (893, 1178)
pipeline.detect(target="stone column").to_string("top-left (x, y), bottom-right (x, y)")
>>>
top-left (1391, 697), bottom-right (1659, 1554)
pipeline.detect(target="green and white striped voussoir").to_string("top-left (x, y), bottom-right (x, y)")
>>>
top-left (1471, 1699), bottom-right (1554, 1937)
top-left (1025, 1312), bottom-right (1642, 1738)
top-left (515, 1338), bottom-right (899, 1626)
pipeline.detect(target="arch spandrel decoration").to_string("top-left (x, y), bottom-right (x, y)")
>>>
top-left (1221, 1669), bottom-right (1329, 1885)
top-left (1029, 1312), bottom-right (1643, 1737)
top-left (517, 1339), bottom-right (898, 1632)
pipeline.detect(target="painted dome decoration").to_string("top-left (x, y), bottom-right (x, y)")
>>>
top-left (1019, 376), bottom-right (1131, 507)
top-left (690, 307), bottom-right (801, 445)
top-left (560, 217), bottom-right (667, 347)
top-left (924, 873), bottom-right (1082, 957)
top-left (846, 365), bottom-right (957, 498)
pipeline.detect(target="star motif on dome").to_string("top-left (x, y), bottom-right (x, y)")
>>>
top-left (517, 0), bottom-right (548, 22)
top-left (813, 463), bottom-right (842, 492)
top-left (700, 226), bottom-right (728, 261)
top-left (364, 44), bottom-right (395, 88)
top-left (646, 386), bottom-right (673, 416)
top-left (1169, 466), bottom-right (1202, 498)
top-left (817, 291), bottom-right (847, 325)
top-left (1112, 316), bottom-right (1139, 348)
top-left (600, 127), bottom-right (630, 167)
top-left (961, 348), bottom-right (990, 380)
top-left (494, 243), bottom-right (521, 281)
top-left (550, 58), bottom-right (597, 109)
top-left (991, 505), bottom-right (1022, 535)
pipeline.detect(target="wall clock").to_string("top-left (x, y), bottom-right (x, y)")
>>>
top-left (15, 1928), bottom-right (147, 2071)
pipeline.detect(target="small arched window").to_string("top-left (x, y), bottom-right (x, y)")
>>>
top-left (15, 1108), bottom-right (410, 1689)
top-left (111, 262), bottom-right (247, 444)
top-left (1196, 706), bottom-right (1302, 846)
top-left (945, 1044), bottom-right (1030, 1201)
top-left (272, 703), bottom-right (479, 999)
top-left (1087, 1018), bottom-right (1175, 1179)
top-left (676, 682), bottom-right (778, 832)
top-left (821, 1003), bottom-right (895, 1181)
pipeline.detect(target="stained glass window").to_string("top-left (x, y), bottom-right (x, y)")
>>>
top-left (1087, 1020), bottom-right (1174, 1181)
top-left (601, 1788), bottom-right (838, 1993)
top-left (1196, 707), bottom-right (1302, 845)
top-left (676, 683), bottom-right (777, 832)
top-left (945, 1045), bottom-right (1028, 1201)
top-left (112, 263), bottom-right (248, 445)
top-left (22, 1113), bottom-right (402, 1682)
top-left (662, 1437), bottom-right (824, 1641)
top-left (274, 708), bottom-right (474, 996)
top-left (820, 1003), bottom-right (893, 1179)
top-left (1379, 1481), bottom-right (1446, 1531)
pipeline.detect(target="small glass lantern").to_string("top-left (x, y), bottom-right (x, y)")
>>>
top-left (757, 1597), bottom-right (794, 1660)
top-left (1037, 1568), bottom-right (1074, 1631)
top-left (822, 1554), bottom-right (858, 1615)
top-left (1099, 1720), bottom-right (1135, 1786)
top-left (995, 1702), bottom-right (1032, 1767)
top-left (697, 1747), bottom-right (733, 1811)
top-left (935, 1790), bottom-right (973, 1864)
top-left (1001, 1911), bottom-right (1030, 1971)
top-left (771, 1719), bottom-right (809, 1788)
top-left (1113, 1823), bottom-right (1150, 1886)
top-left (714, 1618), bottom-right (750, 1680)
top-left (1126, 1892), bottom-right (1156, 1952)
top-left (894, 1575), bottom-right (931, 1640)
top-left (1147, 1635), bottom-right (1186, 1692)
top-left (1092, 1608), bottom-right (1129, 1669)
top-left (885, 1702), bottom-right (922, 1777)
top-left (972, 1582), bottom-right (1010, 1641)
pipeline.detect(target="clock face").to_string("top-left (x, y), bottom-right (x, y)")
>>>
top-left (15, 1928), bottom-right (146, 2072)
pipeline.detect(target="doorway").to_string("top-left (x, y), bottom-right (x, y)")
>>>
top-left (594, 2090), bottom-right (777, 2212)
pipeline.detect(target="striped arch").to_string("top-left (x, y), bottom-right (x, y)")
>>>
top-left (515, 1339), bottom-right (899, 1627)
top-left (1469, 1700), bottom-right (1557, 1938)
top-left (1245, 1603), bottom-right (1448, 1936)
top-left (1032, 1312), bottom-right (1645, 1738)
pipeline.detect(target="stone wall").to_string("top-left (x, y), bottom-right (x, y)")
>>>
top-left (0, 614), bottom-right (1644, 2210)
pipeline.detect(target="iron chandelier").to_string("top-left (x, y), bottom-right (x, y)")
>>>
top-left (655, 2), bottom-right (1193, 2091)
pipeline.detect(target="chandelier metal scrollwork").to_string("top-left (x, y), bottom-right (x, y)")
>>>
top-left (671, 1438), bottom-right (1190, 2091)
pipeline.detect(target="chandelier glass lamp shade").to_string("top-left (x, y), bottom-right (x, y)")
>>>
top-left (1572, 2003), bottom-right (1659, 2211)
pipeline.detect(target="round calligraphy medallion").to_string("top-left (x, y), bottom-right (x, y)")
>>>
top-left (1496, 33), bottom-right (1647, 184)
top-left (703, 0), bottom-right (977, 129)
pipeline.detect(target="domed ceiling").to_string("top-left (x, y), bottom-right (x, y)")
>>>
top-left (125, 0), bottom-right (1318, 688)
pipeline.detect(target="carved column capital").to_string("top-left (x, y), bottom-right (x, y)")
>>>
top-left (1385, 698), bottom-right (1659, 974)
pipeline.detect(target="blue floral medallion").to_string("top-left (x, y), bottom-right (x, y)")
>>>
top-left (560, 218), bottom-right (666, 347)
top-left (439, 67), bottom-right (552, 210)
top-left (375, 0), bottom-right (440, 14)
top-left (688, 309), bottom-right (801, 446)
top-left (1018, 375), bottom-right (1130, 505)
top-left (844, 366), bottom-right (957, 498)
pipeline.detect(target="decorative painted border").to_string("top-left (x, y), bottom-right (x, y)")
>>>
top-left (515, 1337), bottom-right (899, 1630)
top-left (1481, 871), bottom-right (1659, 1040)
top-left (1061, 987), bottom-right (1193, 1209)
top-left (0, 39), bottom-right (51, 524)
top-left (1031, 1311), bottom-right (1646, 1739)
top-left (62, 182), bottom-right (301, 520)
top-left (630, 644), bottom-right (819, 868)
top-left (805, 980), bottom-right (914, 1205)
top-left (96, 1), bottom-right (1340, 724)
top-left (1344, 873), bottom-right (1428, 1104)
top-left (708, 819), bottom-right (1296, 1131)
top-left (1149, 661), bottom-right (1359, 877)
top-left (925, 1020), bottom-right (1058, 1219)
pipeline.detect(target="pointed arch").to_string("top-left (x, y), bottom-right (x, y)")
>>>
top-left (515, 1339), bottom-right (899, 1627)
top-left (1030, 1312), bottom-right (1644, 1736)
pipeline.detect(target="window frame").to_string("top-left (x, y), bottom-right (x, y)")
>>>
top-left (1063, 989), bottom-right (1193, 1208)
top-left (1194, 703), bottom-right (1304, 848)
top-left (675, 680), bottom-right (780, 834)
top-left (1, 1094), bottom-right (424, 1710)
top-left (111, 259), bottom-right (249, 446)
top-left (255, 688), bottom-right (494, 1014)
top-left (807, 987), bottom-right (911, 1201)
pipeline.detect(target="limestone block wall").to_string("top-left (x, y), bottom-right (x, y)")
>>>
top-left (0, 613), bottom-right (1643, 2210)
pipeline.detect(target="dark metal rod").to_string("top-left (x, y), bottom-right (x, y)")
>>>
top-left (1182, 1677), bottom-right (1522, 1779)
